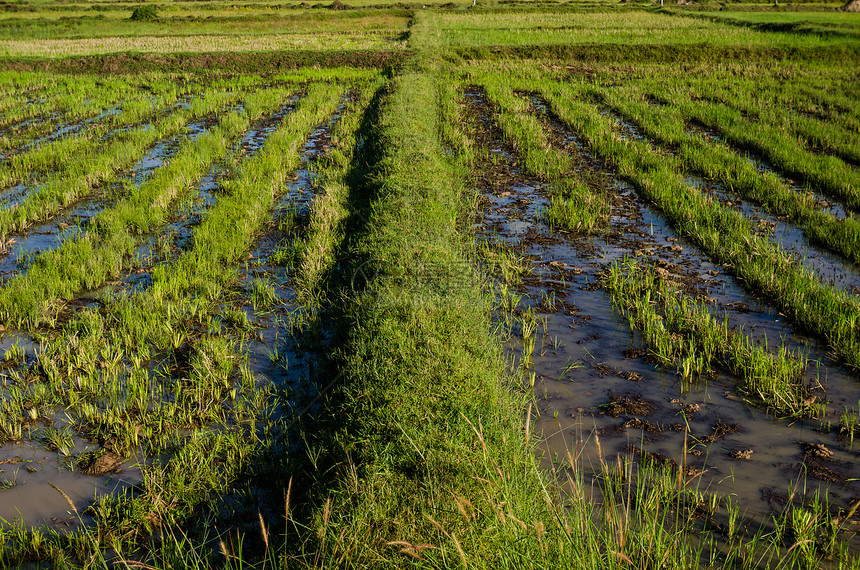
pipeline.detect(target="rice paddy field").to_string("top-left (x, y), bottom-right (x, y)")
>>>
top-left (0, 0), bottom-right (859, 567)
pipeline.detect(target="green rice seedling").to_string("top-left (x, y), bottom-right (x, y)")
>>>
top-left (0, 411), bottom-right (22, 442)
top-left (840, 404), bottom-right (859, 445)
top-left (40, 426), bottom-right (75, 456)
top-left (2, 340), bottom-right (24, 364)
top-left (250, 279), bottom-right (279, 311)
top-left (221, 307), bottom-right (253, 333)
top-left (0, 474), bottom-right (16, 491)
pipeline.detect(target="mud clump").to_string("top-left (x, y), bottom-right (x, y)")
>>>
top-left (798, 441), bottom-right (848, 484)
top-left (602, 392), bottom-right (656, 417)
top-left (622, 347), bottom-right (648, 359)
top-left (622, 417), bottom-right (663, 433)
top-left (699, 420), bottom-right (740, 443)
top-left (79, 451), bottom-right (124, 476)
top-left (729, 449), bottom-right (754, 460)
top-left (626, 445), bottom-right (704, 476)
top-left (618, 370), bottom-right (643, 382)
top-left (799, 442), bottom-right (832, 459)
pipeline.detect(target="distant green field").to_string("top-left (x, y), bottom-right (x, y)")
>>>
top-left (437, 10), bottom-right (860, 47)
top-left (0, 9), bottom-right (410, 40)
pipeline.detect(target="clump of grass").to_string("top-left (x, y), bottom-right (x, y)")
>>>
top-left (221, 306), bottom-right (253, 332)
top-left (130, 5), bottom-right (158, 22)
top-left (40, 426), bottom-right (75, 456)
top-left (250, 279), bottom-right (279, 311)
top-left (541, 180), bottom-right (608, 233)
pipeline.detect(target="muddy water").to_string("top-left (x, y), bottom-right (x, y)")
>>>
top-left (238, 100), bottom-right (343, 389)
top-left (0, 335), bottom-right (143, 530)
top-left (0, 437), bottom-right (143, 531)
top-left (466, 87), bottom-right (860, 549)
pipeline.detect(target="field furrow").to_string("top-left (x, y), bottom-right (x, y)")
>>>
top-left (532, 81), bottom-right (860, 368)
top-left (0, 87), bottom-right (296, 328)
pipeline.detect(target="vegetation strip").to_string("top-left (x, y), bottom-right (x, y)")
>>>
top-left (0, 74), bottom-right (152, 150)
top-left (604, 258), bottom-right (815, 416)
top-left (532, 80), bottom-right (860, 368)
top-left (691, 82), bottom-right (860, 167)
top-left (0, 87), bottom-right (295, 327)
top-left (0, 82), bottom-right (187, 188)
top-left (0, 50), bottom-right (408, 74)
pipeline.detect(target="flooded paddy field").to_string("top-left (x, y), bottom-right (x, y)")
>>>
top-left (0, 67), bottom-right (380, 564)
top-left (456, 60), bottom-right (860, 560)
top-left (0, 2), bottom-right (859, 567)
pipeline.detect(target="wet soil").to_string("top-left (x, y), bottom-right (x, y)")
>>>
top-left (463, 85), bottom-right (860, 550)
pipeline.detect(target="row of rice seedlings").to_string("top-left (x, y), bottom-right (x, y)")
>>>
top-left (596, 84), bottom-right (860, 264)
top-left (0, 84), bottom-right (192, 188)
top-left (0, 87), bottom-right (246, 238)
top-left (296, 85), bottom-right (379, 307)
top-left (0, 87), bottom-right (297, 328)
top-left (689, 81), bottom-right (860, 166)
top-left (531, 79), bottom-right (860, 369)
top-left (479, 77), bottom-right (610, 234)
top-left (112, 81), bottom-right (346, 353)
top-left (603, 258), bottom-right (816, 416)
top-left (26, 82), bottom-right (347, 427)
top-left (695, 74), bottom-right (860, 136)
top-left (0, 74), bottom-right (163, 149)
top-left (655, 89), bottom-right (860, 214)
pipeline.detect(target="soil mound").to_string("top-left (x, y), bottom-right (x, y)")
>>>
top-left (841, 0), bottom-right (860, 11)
